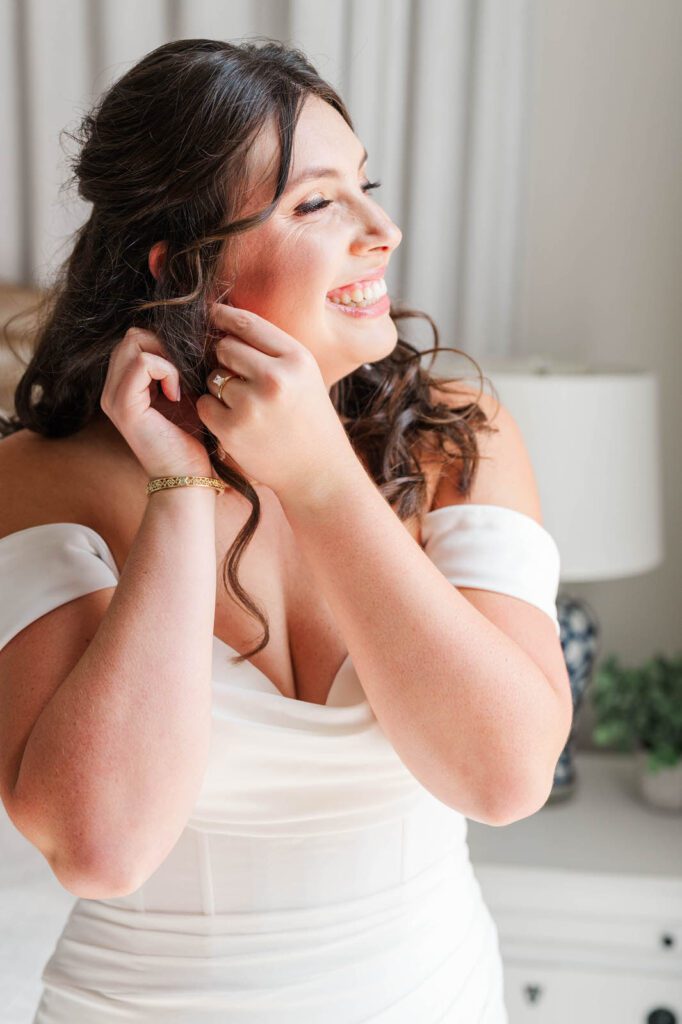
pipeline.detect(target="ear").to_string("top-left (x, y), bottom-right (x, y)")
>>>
top-left (148, 241), bottom-right (168, 281)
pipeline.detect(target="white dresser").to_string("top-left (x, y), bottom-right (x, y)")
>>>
top-left (466, 750), bottom-right (682, 1024)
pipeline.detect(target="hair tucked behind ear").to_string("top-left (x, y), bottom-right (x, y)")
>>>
top-left (0, 37), bottom-right (499, 663)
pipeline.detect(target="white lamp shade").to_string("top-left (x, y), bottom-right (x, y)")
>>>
top-left (434, 356), bottom-right (665, 583)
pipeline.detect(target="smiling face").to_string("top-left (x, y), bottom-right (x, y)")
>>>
top-left (219, 94), bottom-right (403, 388)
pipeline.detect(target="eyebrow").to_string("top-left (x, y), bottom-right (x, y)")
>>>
top-left (283, 147), bottom-right (369, 195)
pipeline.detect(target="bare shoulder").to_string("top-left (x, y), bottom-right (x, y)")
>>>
top-left (0, 418), bottom-right (147, 544)
top-left (426, 381), bottom-right (543, 522)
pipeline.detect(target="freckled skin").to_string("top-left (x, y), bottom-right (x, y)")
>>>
top-left (220, 94), bottom-right (403, 390)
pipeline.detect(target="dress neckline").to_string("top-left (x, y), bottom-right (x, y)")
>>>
top-left (0, 505), bottom-right (553, 710)
top-left (0, 520), bottom-right (356, 710)
top-left (210, 633), bottom-right (352, 709)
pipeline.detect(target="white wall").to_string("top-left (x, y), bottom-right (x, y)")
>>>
top-left (518, 0), bottom-right (682, 750)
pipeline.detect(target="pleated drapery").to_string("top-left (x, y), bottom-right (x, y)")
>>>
top-left (0, 0), bottom-right (532, 358)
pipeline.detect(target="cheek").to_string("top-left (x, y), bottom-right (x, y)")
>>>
top-left (258, 257), bottom-right (331, 314)
top-left (277, 227), bottom-right (335, 284)
top-left (227, 226), bottom-right (338, 316)
top-left (227, 258), bottom-right (279, 310)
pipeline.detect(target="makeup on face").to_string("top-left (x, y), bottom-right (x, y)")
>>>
top-left (219, 96), bottom-right (402, 388)
top-left (325, 264), bottom-right (390, 317)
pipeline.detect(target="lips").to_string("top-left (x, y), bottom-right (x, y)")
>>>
top-left (326, 264), bottom-right (388, 297)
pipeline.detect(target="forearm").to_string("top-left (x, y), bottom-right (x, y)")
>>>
top-left (280, 460), bottom-right (565, 824)
top-left (13, 486), bottom-right (217, 891)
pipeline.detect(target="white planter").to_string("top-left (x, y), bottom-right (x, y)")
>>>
top-left (635, 749), bottom-right (682, 812)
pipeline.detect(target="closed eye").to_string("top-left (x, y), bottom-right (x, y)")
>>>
top-left (294, 180), bottom-right (382, 216)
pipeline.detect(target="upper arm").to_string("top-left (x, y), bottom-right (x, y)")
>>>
top-left (0, 586), bottom-right (115, 824)
top-left (428, 385), bottom-right (572, 722)
top-left (0, 439), bottom-right (117, 842)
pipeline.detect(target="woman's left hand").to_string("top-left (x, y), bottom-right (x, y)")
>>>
top-left (195, 302), bottom-right (357, 502)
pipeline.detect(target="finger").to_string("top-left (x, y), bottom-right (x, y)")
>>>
top-left (209, 302), bottom-right (293, 357)
top-left (126, 331), bottom-right (180, 401)
top-left (122, 350), bottom-right (181, 403)
top-left (213, 333), bottom-right (274, 377)
top-left (122, 327), bottom-right (171, 360)
top-left (110, 328), bottom-right (174, 377)
top-left (206, 368), bottom-right (245, 405)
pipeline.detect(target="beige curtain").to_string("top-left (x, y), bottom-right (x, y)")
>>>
top-left (0, 0), bottom-right (532, 358)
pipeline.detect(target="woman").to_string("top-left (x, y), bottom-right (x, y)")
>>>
top-left (0, 38), bottom-right (571, 1022)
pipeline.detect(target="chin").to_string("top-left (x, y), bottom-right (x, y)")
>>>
top-left (358, 322), bottom-right (399, 360)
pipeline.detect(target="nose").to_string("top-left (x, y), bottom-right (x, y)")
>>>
top-left (351, 204), bottom-right (402, 258)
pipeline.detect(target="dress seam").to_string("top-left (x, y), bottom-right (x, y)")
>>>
top-left (196, 829), bottom-right (215, 915)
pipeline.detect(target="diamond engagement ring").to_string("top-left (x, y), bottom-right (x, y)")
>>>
top-left (212, 372), bottom-right (238, 402)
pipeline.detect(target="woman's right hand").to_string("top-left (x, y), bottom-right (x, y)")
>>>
top-left (100, 327), bottom-right (213, 479)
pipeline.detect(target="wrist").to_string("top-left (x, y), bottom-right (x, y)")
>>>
top-left (145, 481), bottom-right (222, 515)
top-left (146, 461), bottom-right (213, 479)
top-left (278, 452), bottom-right (369, 517)
top-left (146, 476), bottom-right (226, 501)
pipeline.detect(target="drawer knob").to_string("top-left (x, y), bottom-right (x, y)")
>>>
top-left (660, 932), bottom-right (676, 949)
top-left (647, 1009), bottom-right (677, 1024)
top-left (523, 984), bottom-right (544, 1004)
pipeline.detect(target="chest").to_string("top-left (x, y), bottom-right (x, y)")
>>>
top-left (221, 430), bottom-right (462, 705)
top-left (59, 428), bottom-right (447, 707)
top-left (210, 488), bottom-right (427, 705)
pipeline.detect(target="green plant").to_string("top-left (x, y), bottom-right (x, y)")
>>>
top-left (591, 652), bottom-right (682, 773)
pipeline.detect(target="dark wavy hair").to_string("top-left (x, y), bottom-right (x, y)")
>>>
top-left (0, 37), bottom-right (499, 663)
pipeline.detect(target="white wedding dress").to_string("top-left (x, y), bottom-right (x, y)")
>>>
top-left (0, 502), bottom-right (561, 1022)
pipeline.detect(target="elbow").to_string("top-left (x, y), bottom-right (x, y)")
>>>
top-left (48, 827), bottom-right (183, 900)
top-left (49, 846), bottom-right (144, 900)
top-left (2, 800), bottom-right (133, 899)
top-left (47, 850), bottom-right (144, 901)
top-left (484, 695), bottom-right (572, 827)
top-left (6, 786), bottom-right (152, 900)
top-left (50, 847), bottom-right (144, 897)
top-left (480, 764), bottom-right (555, 828)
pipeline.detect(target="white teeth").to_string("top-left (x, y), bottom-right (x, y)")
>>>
top-left (328, 277), bottom-right (387, 307)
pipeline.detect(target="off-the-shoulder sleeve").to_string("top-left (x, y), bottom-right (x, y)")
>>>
top-left (0, 522), bottom-right (120, 651)
top-left (420, 504), bottom-right (562, 636)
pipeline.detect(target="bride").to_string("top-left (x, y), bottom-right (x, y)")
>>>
top-left (0, 36), bottom-right (570, 1023)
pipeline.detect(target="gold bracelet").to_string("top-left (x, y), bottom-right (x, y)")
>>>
top-left (146, 475), bottom-right (226, 497)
